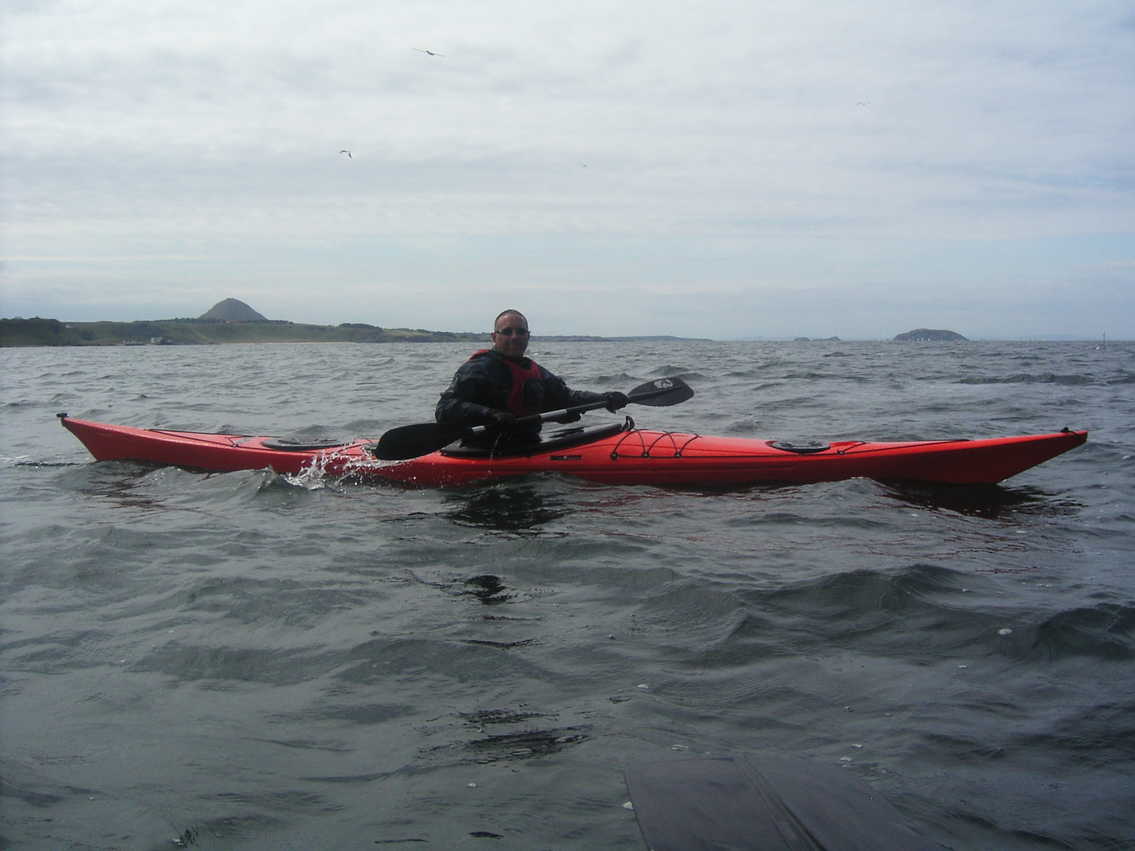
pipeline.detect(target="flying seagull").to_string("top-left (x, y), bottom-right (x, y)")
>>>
top-left (339, 149), bottom-right (352, 158)
top-left (414, 48), bottom-right (443, 56)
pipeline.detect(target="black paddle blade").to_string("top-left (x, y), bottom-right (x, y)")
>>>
top-left (627, 376), bottom-right (694, 406)
top-left (373, 422), bottom-right (465, 460)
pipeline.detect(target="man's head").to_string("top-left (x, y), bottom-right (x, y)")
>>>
top-left (491, 309), bottom-right (530, 358)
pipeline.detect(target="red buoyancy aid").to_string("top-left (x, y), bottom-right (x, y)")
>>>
top-left (468, 350), bottom-right (544, 416)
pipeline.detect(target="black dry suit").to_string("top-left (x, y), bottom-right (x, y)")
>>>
top-left (435, 349), bottom-right (605, 444)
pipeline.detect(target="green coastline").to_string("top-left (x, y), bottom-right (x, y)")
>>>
top-left (0, 317), bottom-right (699, 347)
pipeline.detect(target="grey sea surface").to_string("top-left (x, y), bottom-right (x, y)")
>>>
top-left (1, 339), bottom-right (1133, 849)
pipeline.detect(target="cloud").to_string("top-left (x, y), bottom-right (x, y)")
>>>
top-left (2, 0), bottom-right (1133, 337)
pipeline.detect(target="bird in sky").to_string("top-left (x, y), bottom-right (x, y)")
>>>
top-left (414, 48), bottom-right (443, 56)
top-left (339, 149), bottom-right (352, 159)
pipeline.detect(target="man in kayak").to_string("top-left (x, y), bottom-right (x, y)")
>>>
top-left (435, 309), bottom-right (628, 445)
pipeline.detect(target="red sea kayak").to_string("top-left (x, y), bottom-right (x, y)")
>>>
top-left (58, 414), bottom-right (1087, 487)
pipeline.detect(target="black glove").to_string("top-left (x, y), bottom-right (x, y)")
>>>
top-left (489, 410), bottom-right (517, 428)
top-left (603, 391), bottom-right (629, 412)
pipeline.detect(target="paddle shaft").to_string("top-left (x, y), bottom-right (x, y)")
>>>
top-left (466, 378), bottom-right (680, 435)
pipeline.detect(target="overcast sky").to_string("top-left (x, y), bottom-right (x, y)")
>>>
top-left (2, 0), bottom-right (1132, 339)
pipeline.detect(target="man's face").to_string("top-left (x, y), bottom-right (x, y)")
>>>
top-left (492, 313), bottom-right (530, 357)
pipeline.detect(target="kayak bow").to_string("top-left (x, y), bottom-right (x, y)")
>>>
top-left (57, 414), bottom-right (1087, 488)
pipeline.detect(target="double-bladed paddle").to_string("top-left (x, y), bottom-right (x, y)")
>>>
top-left (374, 376), bottom-right (693, 461)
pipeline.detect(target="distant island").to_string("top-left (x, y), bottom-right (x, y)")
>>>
top-left (0, 298), bottom-right (707, 347)
top-left (893, 328), bottom-right (968, 342)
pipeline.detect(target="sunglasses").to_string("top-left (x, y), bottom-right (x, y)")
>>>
top-left (494, 327), bottom-right (530, 337)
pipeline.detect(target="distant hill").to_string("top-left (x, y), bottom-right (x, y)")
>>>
top-left (200, 298), bottom-right (267, 321)
top-left (893, 328), bottom-right (968, 342)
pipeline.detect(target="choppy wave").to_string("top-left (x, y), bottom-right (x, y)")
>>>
top-left (956, 372), bottom-right (1094, 385)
